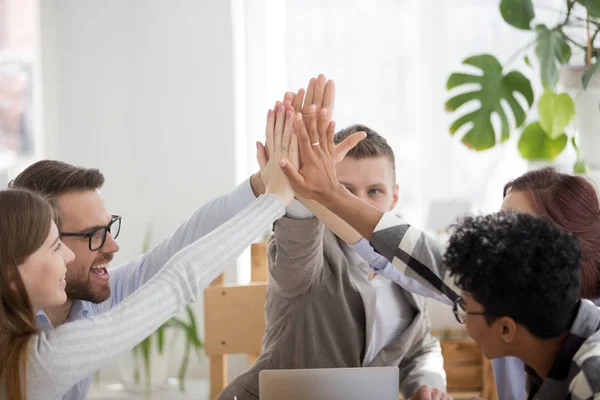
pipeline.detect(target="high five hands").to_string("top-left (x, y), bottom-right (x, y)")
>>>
top-left (256, 74), bottom-right (366, 203)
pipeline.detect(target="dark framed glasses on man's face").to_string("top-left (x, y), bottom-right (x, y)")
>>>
top-left (453, 296), bottom-right (487, 324)
top-left (60, 215), bottom-right (122, 251)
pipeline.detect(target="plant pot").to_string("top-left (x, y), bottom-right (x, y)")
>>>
top-left (117, 328), bottom-right (182, 395)
top-left (559, 65), bottom-right (600, 170)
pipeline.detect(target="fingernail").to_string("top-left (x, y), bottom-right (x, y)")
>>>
top-left (297, 112), bottom-right (302, 121)
top-left (278, 105), bottom-right (285, 113)
top-left (310, 105), bottom-right (316, 114)
top-left (321, 108), bottom-right (328, 117)
top-left (279, 160), bottom-right (287, 167)
top-left (286, 110), bottom-right (292, 120)
top-left (256, 141), bottom-right (261, 149)
top-left (267, 109), bottom-right (273, 116)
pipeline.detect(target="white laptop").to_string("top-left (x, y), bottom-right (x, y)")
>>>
top-left (259, 367), bottom-right (399, 400)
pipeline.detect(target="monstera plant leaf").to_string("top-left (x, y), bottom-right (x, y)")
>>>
top-left (446, 54), bottom-right (534, 150)
top-left (500, 0), bottom-right (534, 30)
top-left (518, 122), bottom-right (568, 160)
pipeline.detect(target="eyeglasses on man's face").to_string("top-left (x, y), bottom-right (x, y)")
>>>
top-left (60, 215), bottom-right (122, 251)
top-left (453, 296), bottom-right (488, 324)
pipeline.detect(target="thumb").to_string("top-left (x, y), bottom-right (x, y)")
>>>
top-left (279, 158), bottom-right (305, 188)
top-left (256, 141), bottom-right (268, 169)
top-left (333, 131), bottom-right (367, 163)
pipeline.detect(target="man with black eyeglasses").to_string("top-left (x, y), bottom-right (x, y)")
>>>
top-left (444, 213), bottom-right (600, 398)
top-left (8, 159), bottom-right (268, 400)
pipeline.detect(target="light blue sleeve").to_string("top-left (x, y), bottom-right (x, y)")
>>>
top-left (492, 356), bottom-right (526, 400)
top-left (97, 177), bottom-right (258, 312)
top-left (347, 238), bottom-right (453, 307)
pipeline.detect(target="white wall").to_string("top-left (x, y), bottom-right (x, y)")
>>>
top-left (38, 0), bottom-right (246, 382)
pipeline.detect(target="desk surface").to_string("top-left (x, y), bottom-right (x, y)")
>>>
top-left (87, 379), bottom-right (210, 400)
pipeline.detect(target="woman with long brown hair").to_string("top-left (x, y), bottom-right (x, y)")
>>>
top-left (0, 189), bottom-right (74, 400)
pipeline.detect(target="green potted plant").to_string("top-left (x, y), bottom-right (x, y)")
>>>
top-left (118, 228), bottom-right (204, 398)
top-left (446, 0), bottom-right (600, 173)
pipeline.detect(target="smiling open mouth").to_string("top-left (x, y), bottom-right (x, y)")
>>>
top-left (90, 264), bottom-right (110, 281)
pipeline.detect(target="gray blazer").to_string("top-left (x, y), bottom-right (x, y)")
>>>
top-left (217, 217), bottom-right (446, 400)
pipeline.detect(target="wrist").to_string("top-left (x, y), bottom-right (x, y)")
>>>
top-left (250, 172), bottom-right (266, 197)
top-left (319, 183), bottom-right (347, 208)
top-left (270, 189), bottom-right (294, 206)
top-left (285, 199), bottom-right (315, 219)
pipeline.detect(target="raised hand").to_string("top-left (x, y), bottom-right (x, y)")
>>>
top-left (278, 105), bottom-right (365, 203)
top-left (284, 76), bottom-right (360, 163)
top-left (256, 105), bottom-right (296, 205)
top-left (282, 74), bottom-right (334, 125)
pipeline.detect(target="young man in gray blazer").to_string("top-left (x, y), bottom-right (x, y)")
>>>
top-left (219, 120), bottom-right (446, 399)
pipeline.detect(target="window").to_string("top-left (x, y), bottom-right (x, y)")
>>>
top-left (240, 0), bottom-right (571, 229)
top-left (0, 0), bottom-right (36, 187)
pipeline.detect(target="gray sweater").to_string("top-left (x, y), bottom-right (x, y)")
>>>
top-left (218, 217), bottom-right (446, 400)
top-left (0, 194), bottom-right (284, 400)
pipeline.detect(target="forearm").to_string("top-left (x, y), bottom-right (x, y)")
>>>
top-left (268, 215), bottom-right (326, 297)
top-left (319, 184), bottom-right (384, 240)
top-left (317, 186), bottom-right (454, 303)
top-left (298, 196), bottom-right (361, 244)
top-left (348, 239), bottom-right (454, 306)
top-left (106, 177), bottom-right (259, 305)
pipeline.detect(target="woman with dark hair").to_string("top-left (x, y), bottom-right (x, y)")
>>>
top-left (280, 108), bottom-right (600, 399)
top-left (492, 167), bottom-right (600, 399)
top-left (502, 168), bottom-right (600, 300)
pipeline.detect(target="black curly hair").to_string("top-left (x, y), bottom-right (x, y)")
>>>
top-left (444, 212), bottom-right (582, 339)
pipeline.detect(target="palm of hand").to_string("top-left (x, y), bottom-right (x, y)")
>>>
top-left (258, 106), bottom-right (296, 205)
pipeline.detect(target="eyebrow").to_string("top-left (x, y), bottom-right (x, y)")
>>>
top-left (73, 217), bottom-right (113, 233)
top-left (367, 183), bottom-right (387, 188)
top-left (340, 182), bottom-right (387, 188)
top-left (77, 224), bottom-right (107, 233)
